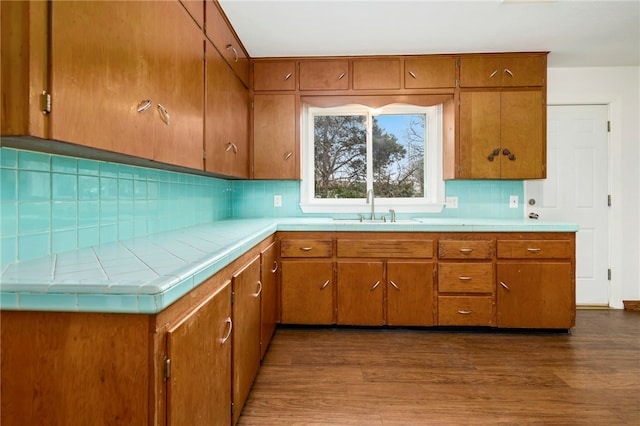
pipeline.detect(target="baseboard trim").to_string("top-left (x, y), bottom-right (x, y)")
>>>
top-left (623, 300), bottom-right (640, 311)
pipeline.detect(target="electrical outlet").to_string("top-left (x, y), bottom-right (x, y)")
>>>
top-left (273, 195), bottom-right (282, 207)
top-left (509, 195), bottom-right (519, 209)
top-left (445, 196), bottom-right (458, 209)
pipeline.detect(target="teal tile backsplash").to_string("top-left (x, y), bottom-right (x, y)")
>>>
top-left (1, 146), bottom-right (524, 267)
top-left (1, 147), bottom-right (232, 266)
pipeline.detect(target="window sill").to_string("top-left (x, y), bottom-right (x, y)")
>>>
top-left (299, 201), bottom-right (445, 215)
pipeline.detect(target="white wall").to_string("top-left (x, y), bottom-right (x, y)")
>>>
top-left (547, 66), bottom-right (640, 308)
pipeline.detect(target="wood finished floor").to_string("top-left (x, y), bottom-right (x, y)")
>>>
top-left (238, 310), bottom-right (640, 425)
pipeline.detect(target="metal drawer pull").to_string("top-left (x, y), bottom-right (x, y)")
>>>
top-left (299, 247), bottom-right (313, 251)
top-left (320, 280), bottom-right (330, 290)
top-left (499, 281), bottom-right (511, 291)
top-left (459, 248), bottom-right (473, 254)
top-left (284, 152), bottom-right (293, 160)
top-left (226, 44), bottom-right (239, 62)
top-left (458, 310), bottom-right (472, 315)
top-left (338, 72), bottom-right (346, 80)
top-left (370, 280), bottom-right (381, 291)
top-left (504, 68), bottom-right (514, 77)
top-left (284, 72), bottom-right (293, 81)
top-left (458, 276), bottom-right (472, 281)
top-left (221, 317), bottom-right (233, 344)
top-left (253, 281), bottom-right (263, 297)
top-left (527, 248), bottom-right (542, 253)
top-left (271, 261), bottom-right (278, 273)
top-left (408, 70), bottom-right (417, 79)
top-left (157, 104), bottom-right (170, 125)
top-left (389, 280), bottom-right (400, 291)
top-left (489, 69), bottom-right (498, 78)
top-left (137, 99), bottom-right (152, 113)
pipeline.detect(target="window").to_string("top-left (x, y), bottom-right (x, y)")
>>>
top-left (300, 103), bottom-right (445, 214)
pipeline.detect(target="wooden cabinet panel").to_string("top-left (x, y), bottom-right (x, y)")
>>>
top-left (337, 261), bottom-right (384, 325)
top-left (166, 281), bottom-right (232, 426)
top-left (253, 93), bottom-right (298, 179)
top-left (404, 57), bottom-right (457, 89)
top-left (387, 261), bottom-right (435, 326)
top-left (438, 239), bottom-right (493, 259)
top-left (232, 256), bottom-right (262, 425)
top-left (438, 263), bottom-right (494, 294)
top-left (438, 296), bottom-right (494, 326)
top-left (281, 238), bottom-right (332, 258)
top-left (180, 0), bottom-right (204, 28)
top-left (352, 59), bottom-right (401, 90)
top-left (205, 40), bottom-right (249, 177)
top-left (459, 90), bottom-right (545, 179)
top-left (459, 54), bottom-right (545, 88)
top-left (260, 242), bottom-right (278, 359)
top-left (281, 260), bottom-right (334, 324)
top-left (205, 0), bottom-right (249, 86)
top-left (497, 262), bottom-right (574, 329)
top-left (337, 239), bottom-right (434, 258)
top-left (299, 60), bottom-right (349, 90)
top-left (253, 61), bottom-right (296, 91)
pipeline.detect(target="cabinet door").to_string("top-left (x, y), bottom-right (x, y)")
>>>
top-left (50, 1), bottom-right (154, 159)
top-left (404, 57), bottom-right (457, 89)
top-left (497, 262), bottom-right (574, 329)
top-left (260, 242), bottom-right (278, 359)
top-left (253, 94), bottom-right (297, 179)
top-left (167, 281), bottom-right (232, 426)
top-left (151, 0), bottom-right (204, 170)
top-left (299, 60), bottom-right (349, 91)
top-left (500, 90), bottom-right (545, 179)
top-left (500, 55), bottom-right (546, 87)
top-left (281, 260), bottom-right (334, 324)
top-left (232, 256), bottom-right (262, 425)
top-left (460, 55), bottom-right (546, 88)
top-left (387, 261), bottom-right (435, 326)
top-left (458, 91), bottom-right (502, 179)
top-left (459, 56), bottom-right (503, 88)
top-left (337, 261), bottom-right (384, 325)
top-left (205, 0), bottom-right (249, 86)
top-left (253, 61), bottom-right (296, 91)
top-left (352, 59), bottom-right (401, 90)
top-left (205, 41), bottom-right (249, 177)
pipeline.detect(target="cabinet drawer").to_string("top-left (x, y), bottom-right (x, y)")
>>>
top-left (337, 239), bottom-right (433, 258)
top-left (438, 240), bottom-right (493, 259)
top-left (253, 61), bottom-right (296, 91)
top-left (497, 240), bottom-right (573, 259)
top-left (438, 263), bottom-right (494, 293)
top-left (438, 296), bottom-right (494, 326)
top-left (281, 239), bottom-right (332, 258)
top-left (299, 60), bottom-right (349, 90)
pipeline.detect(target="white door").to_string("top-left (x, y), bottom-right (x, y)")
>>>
top-left (526, 105), bottom-right (609, 306)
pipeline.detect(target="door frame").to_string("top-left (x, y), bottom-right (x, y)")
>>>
top-left (526, 98), bottom-right (621, 308)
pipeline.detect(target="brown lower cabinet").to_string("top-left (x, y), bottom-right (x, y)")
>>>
top-left (0, 236), bottom-right (276, 426)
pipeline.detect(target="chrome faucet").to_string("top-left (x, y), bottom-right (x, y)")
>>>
top-left (366, 188), bottom-right (375, 220)
top-left (389, 208), bottom-right (396, 223)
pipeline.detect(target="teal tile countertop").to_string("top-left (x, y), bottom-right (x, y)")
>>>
top-left (1, 217), bottom-right (578, 314)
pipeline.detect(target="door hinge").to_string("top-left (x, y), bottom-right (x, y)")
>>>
top-left (231, 291), bottom-right (235, 305)
top-left (607, 121), bottom-right (611, 132)
top-left (608, 194), bottom-right (612, 206)
top-left (164, 357), bottom-right (171, 380)
top-left (40, 90), bottom-right (51, 115)
top-left (203, 149), bottom-right (206, 160)
top-left (608, 268), bottom-right (612, 281)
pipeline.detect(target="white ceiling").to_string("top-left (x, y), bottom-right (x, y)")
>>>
top-left (218, 0), bottom-right (640, 68)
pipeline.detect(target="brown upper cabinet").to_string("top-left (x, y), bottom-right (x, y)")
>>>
top-left (404, 56), bottom-right (457, 89)
top-left (180, 0), bottom-right (205, 29)
top-left (459, 53), bottom-right (546, 87)
top-left (253, 61), bottom-right (297, 91)
top-left (206, 0), bottom-right (249, 87)
top-left (299, 60), bottom-right (349, 91)
top-left (352, 58), bottom-right (402, 90)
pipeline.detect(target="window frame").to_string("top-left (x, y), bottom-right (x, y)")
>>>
top-left (300, 103), bottom-right (445, 214)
